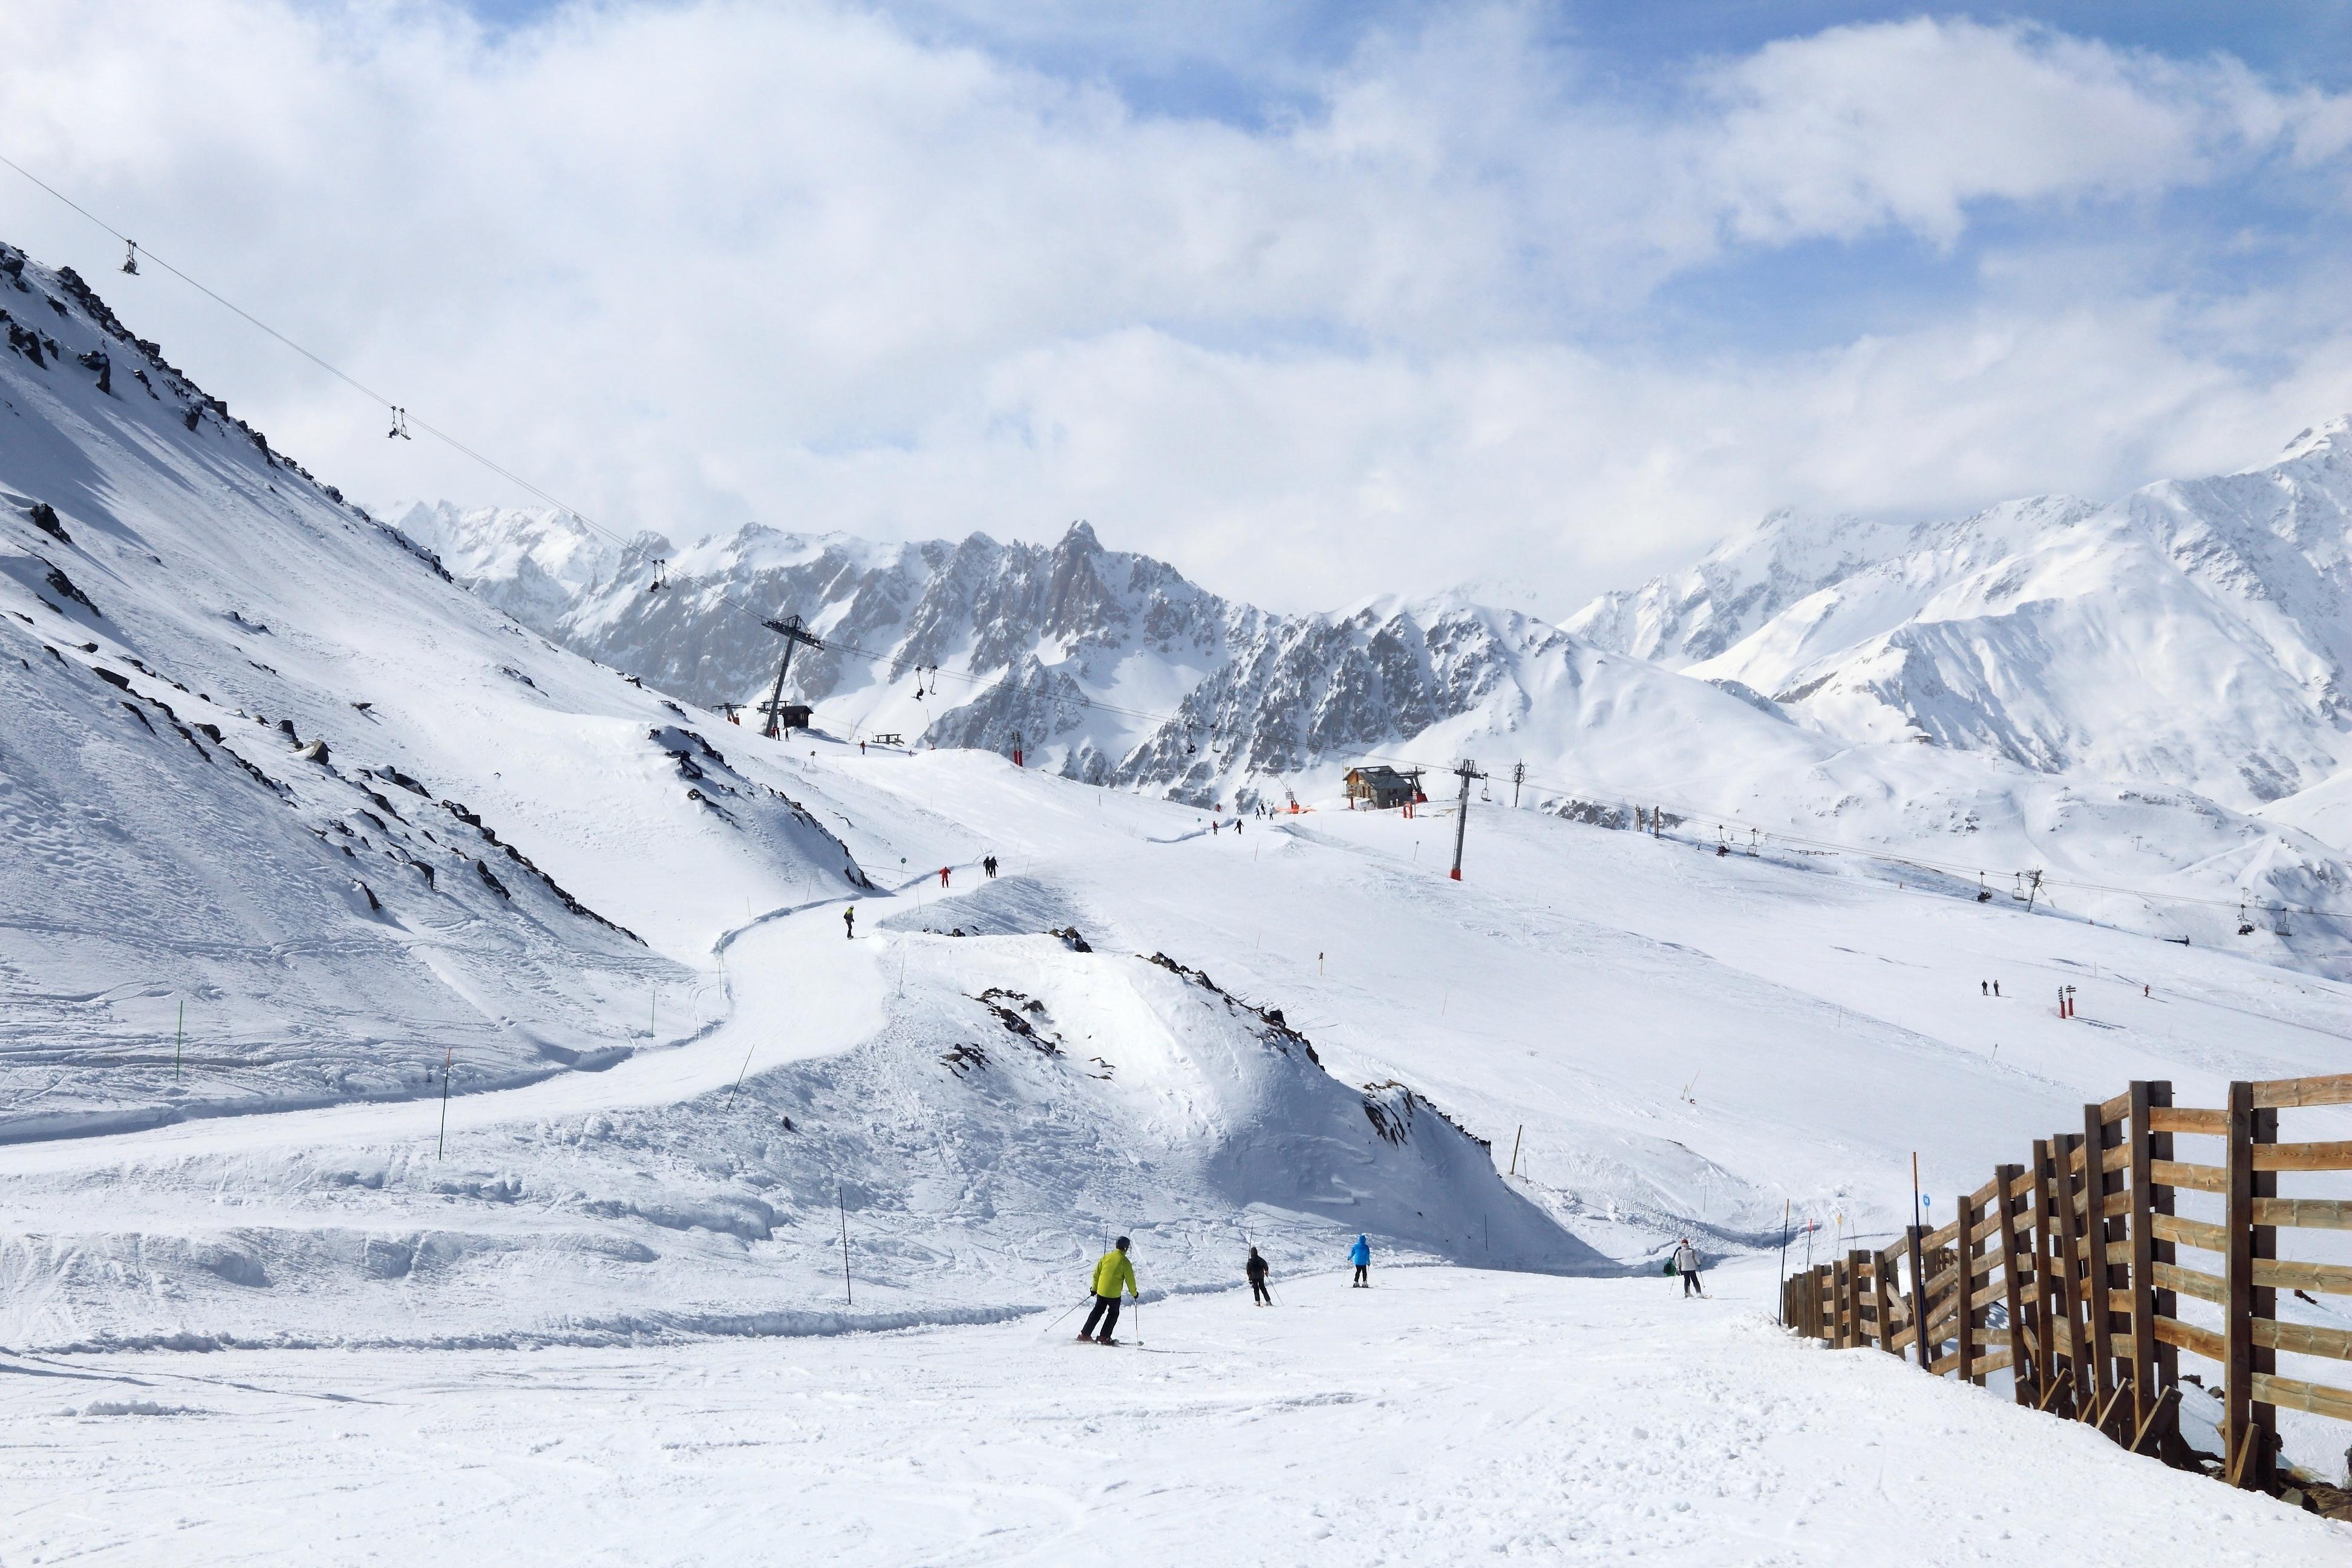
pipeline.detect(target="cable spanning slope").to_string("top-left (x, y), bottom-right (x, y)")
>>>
top-left (0, 240), bottom-right (871, 1135)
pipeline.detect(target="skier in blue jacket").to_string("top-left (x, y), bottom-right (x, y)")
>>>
top-left (1349, 1235), bottom-right (1371, 1287)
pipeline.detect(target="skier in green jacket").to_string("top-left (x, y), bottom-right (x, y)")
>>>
top-left (1079, 1237), bottom-right (1138, 1344)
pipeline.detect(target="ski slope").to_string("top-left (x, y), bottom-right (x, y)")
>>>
top-left (2, 1264), bottom-right (2338, 1566)
top-left (9, 234), bottom-right (2352, 1545)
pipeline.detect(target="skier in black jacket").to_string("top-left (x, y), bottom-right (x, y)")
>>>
top-left (1246, 1247), bottom-right (1272, 1305)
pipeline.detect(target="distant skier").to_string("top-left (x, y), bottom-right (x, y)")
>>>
top-left (1980, 981), bottom-right (1987, 996)
top-left (1675, 1238), bottom-right (1704, 1297)
top-left (984, 855), bottom-right (998, 878)
top-left (1349, 1234), bottom-right (1371, 1287)
top-left (1079, 1237), bottom-right (1138, 1344)
top-left (1993, 980), bottom-right (2001, 998)
top-left (843, 906), bottom-right (855, 939)
top-left (1212, 820), bottom-right (1220, 836)
top-left (1246, 1247), bottom-right (1272, 1305)
top-left (939, 866), bottom-right (952, 889)
top-left (859, 740), bottom-right (867, 755)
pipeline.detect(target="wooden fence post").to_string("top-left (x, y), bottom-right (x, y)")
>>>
top-left (2082, 1104), bottom-right (2118, 1427)
top-left (1908, 1223), bottom-right (1932, 1371)
top-left (2250, 1095), bottom-right (2278, 1490)
top-left (2028, 1142), bottom-right (2057, 1408)
top-left (2126, 1083), bottom-right (2159, 1439)
top-left (1995, 1162), bottom-right (2031, 1406)
top-left (2055, 1132), bottom-right (2093, 1416)
top-left (1953, 1195), bottom-right (1973, 1383)
top-left (2146, 1082), bottom-right (2178, 1456)
top-left (1851, 1250), bottom-right (1873, 1350)
top-left (2224, 1080), bottom-right (2256, 1486)
top-left (1875, 1246), bottom-right (1898, 1356)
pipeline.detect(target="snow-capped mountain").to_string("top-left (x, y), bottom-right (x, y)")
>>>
top-left (1566, 425), bottom-right (2352, 813)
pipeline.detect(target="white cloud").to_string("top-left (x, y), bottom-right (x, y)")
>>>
top-left (0, 2), bottom-right (2346, 612)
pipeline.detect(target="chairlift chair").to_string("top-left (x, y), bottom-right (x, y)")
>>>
top-left (387, 406), bottom-right (411, 440)
top-left (2237, 901), bottom-right (2255, 937)
top-left (1977, 874), bottom-right (1992, 903)
top-left (120, 241), bottom-right (139, 276)
top-left (647, 559), bottom-right (668, 593)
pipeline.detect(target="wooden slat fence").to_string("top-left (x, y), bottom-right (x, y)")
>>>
top-left (1779, 1074), bottom-right (2352, 1492)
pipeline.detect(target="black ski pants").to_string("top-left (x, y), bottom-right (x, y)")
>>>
top-left (1353, 1264), bottom-right (1368, 1286)
top-left (1080, 1294), bottom-right (1123, 1338)
top-left (1250, 1279), bottom-right (1270, 1304)
top-left (1683, 1269), bottom-right (1703, 1296)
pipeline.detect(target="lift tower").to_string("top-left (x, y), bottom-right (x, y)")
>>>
top-left (758, 613), bottom-right (825, 738)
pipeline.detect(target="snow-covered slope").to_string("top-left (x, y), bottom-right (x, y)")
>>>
top-left (1567, 424), bottom-right (2352, 810)
top-left (11, 240), bottom-right (2352, 1494)
top-left (0, 244), bottom-right (869, 1135)
top-left (396, 492), bottom-right (2352, 973)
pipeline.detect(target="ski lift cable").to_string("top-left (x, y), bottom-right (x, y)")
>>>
top-left (12, 153), bottom-right (2348, 925)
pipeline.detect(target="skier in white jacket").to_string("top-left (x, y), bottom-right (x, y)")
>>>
top-left (1674, 1240), bottom-right (1704, 1298)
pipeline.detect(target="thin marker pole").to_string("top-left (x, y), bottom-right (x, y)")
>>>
top-left (727, 1040), bottom-right (757, 1104)
top-left (1911, 1151), bottom-right (1921, 1230)
top-left (436, 1046), bottom-right (453, 1159)
top-left (838, 1184), bottom-right (853, 1305)
top-left (1775, 1198), bottom-right (1791, 1325)
top-left (174, 999), bottom-right (184, 1080)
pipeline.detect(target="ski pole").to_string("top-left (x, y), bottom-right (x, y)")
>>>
top-left (1042, 1295), bottom-right (1091, 1336)
top-left (1134, 1298), bottom-right (1143, 1347)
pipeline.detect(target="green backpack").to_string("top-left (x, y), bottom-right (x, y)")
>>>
top-left (1662, 1256), bottom-right (1677, 1276)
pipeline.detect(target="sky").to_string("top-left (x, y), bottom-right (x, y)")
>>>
top-left (3, 2), bottom-right (2350, 615)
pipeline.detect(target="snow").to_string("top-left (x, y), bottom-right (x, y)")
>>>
top-left (8, 238), bottom-right (2352, 1552)
top-left (3, 1264), bottom-right (2340, 1565)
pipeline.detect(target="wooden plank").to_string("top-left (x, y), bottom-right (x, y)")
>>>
top-left (2099, 1143), bottom-right (2130, 1175)
top-left (1921, 1218), bottom-right (1961, 1250)
top-left (2154, 1315), bottom-right (2224, 1363)
top-left (2126, 1083), bottom-right (2160, 1440)
top-left (1933, 1347), bottom-right (2016, 1377)
top-left (2252, 1258), bottom-right (2352, 1295)
top-left (2155, 1262), bottom-right (2226, 1305)
top-left (2223, 1081), bottom-right (2259, 1491)
top-left (2150, 1106), bottom-right (2227, 1136)
top-left (1907, 1224), bottom-right (1931, 1373)
top-left (2249, 1371), bottom-right (2352, 1422)
top-left (2253, 1318), bottom-right (2352, 1363)
top-left (2250, 1141), bottom-right (2352, 1172)
top-left (2082, 1103), bottom-right (2117, 1419)
top-left (2150, 1159), bottom-right (2225, 1194)
top-left (2099, 1089), bottom-right (2132, 1125)
top-left (2253, 1197), bottom-right (2352, 1230)
top-left (2151, 1212), bottom-right (2227, 1254)
top-left (2250, 1073), bottom-right (2352, 1110)
top-left (1996, 1161), bottom-right (2034, 1408)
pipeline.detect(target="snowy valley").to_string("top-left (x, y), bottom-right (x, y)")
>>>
top-left (4, 237), bottom-right (2352, 1560)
